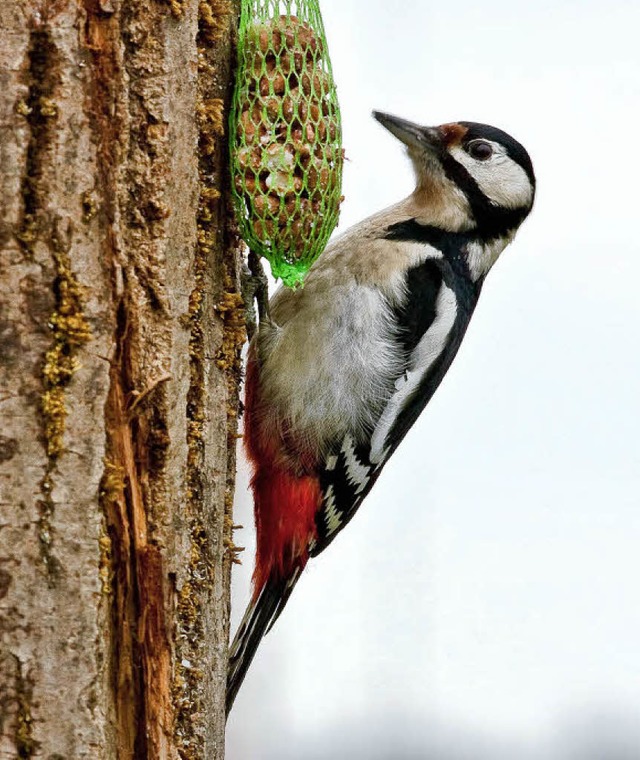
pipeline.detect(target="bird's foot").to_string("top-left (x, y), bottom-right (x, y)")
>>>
top-left (241, 250), bottom-right (271, 342)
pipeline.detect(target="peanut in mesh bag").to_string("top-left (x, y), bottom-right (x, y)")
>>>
top-left (230, 3), bottom-right (344, 287)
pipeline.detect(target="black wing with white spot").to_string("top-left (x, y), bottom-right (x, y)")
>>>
top-left (312, 433), bottom-right (380, 555)
top-left (312, 224), bottom-right (481, 557)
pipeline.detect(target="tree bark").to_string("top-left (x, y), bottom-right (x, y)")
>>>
top-left (0, 1), bottom-right (243, 758)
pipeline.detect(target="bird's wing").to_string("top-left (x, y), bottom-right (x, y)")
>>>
top-left (311, 249), bottom-right (479, 556)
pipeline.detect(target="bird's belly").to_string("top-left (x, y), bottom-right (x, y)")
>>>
top-left (264, 285), bottom-right (402, 454)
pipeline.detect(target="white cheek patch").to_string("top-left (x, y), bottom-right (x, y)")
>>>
top-left (449, 143), bottom-right (533, 210)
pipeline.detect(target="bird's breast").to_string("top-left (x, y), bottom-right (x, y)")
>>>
top-left (257, 282), bottom-right (403, 457)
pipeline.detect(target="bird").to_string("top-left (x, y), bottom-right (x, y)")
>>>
top-left (227, 111), bottom-right (536, 713)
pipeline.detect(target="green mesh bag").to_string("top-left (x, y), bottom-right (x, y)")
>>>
top-left (230, 0), bottom-right (344, 287)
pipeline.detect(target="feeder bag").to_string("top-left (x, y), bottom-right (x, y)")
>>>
top-left (230, 0), bottom-right (344, 287)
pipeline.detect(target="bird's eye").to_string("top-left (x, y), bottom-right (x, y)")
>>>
top-left (467, 140), bottom-right (493, 161)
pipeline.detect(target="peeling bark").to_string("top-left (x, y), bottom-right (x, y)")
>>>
top-left (0, 1), bottom-right (242, 758)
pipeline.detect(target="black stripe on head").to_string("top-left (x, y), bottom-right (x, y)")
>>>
top-left (438, 151), bottom-right (531, 241)
top-left (459, 122), bottom-right (535, 187)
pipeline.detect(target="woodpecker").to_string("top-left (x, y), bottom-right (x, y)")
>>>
top-left (227, 112), bottom-right (535, 712)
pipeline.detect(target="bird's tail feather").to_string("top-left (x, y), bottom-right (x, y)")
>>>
top-left (226, 569), bottom-right (302, 715)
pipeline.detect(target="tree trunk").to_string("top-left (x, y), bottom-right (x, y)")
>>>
top-left (0, 1), bottom-right (243, 757)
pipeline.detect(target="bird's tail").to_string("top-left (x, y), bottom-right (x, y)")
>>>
top-left (226, 569), bottom-right (302, 715)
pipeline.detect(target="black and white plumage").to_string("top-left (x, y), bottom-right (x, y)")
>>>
top-left (228, 111), bottom-right (535, 712)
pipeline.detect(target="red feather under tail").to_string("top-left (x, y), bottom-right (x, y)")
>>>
top-left (243, 347), bottom-right (321, 597)
top-left (251, 465), bottom-right (321, 597)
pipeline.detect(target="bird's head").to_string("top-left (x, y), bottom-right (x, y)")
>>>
top-left (373, 111), bottom-right (535, 259)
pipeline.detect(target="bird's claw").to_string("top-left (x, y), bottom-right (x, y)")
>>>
top-left (241, 250), bottom-right (271, 342)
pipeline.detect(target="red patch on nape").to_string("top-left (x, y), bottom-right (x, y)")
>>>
top-left (438, 122), bottom-right (468, 147)
top-left (251, 466), bottom-right (321, 598)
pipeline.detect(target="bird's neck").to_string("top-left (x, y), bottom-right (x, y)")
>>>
top-left (365, 193), bottom-right (474, 236)
top-left (378, 195), bottom-right (516, 282)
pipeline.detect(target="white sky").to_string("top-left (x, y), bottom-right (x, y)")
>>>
top-left (227, 1), bottom-right (640, 756)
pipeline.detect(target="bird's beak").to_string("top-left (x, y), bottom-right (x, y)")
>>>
top-left (372, 111), bottom-right (442, 153)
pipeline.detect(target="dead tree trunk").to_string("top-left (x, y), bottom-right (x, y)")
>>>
top-left (0, 1), bottom-right (243, 757)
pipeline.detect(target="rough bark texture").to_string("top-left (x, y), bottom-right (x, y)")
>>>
top-left (0, 1), bottom-right (242, 758)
